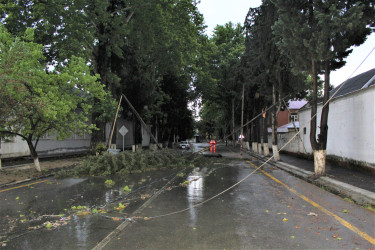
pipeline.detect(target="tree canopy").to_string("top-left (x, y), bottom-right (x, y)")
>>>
top-left (0, 26), bottom-right (107, 170)
top-left (1, 0), bottom-right (204, 144)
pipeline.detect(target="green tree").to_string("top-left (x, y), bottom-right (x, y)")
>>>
top-left (193, 22), bottom-right (245, 140)
top-left (243, 1), bottom-right (307, 158)
top-left (0, 27), bottom-right (107, 171)
top-left (1, 0), bottom-right (204, 145)
top-left (273, 0), bottom-right (375, 176)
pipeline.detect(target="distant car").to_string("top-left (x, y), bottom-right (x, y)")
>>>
top-left (179, 141), bottom-right (190, 150)
top-left (209, 140), bottom-right (216, 145)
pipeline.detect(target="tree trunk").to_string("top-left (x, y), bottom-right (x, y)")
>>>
top-left (263, 110), bottom-right (270, 156)
top-left (271, 83), bottom-right (280, 161)
top-left (257, 116), bottom-right (262, 154)
top-left (314, 150), bottom-right (326, 176)
top-left (26, 139), bottom-right (41, 172)
top-left (310, 59), bottom-right (319, 150)
top-left (319, 61), bottom-right (330, 150)
top-left (232, 98), bottom-right (235, 148)
top-left (91, 24), bottom-right (110, 147)
top-left (310, 59), bottom-right (328, 177)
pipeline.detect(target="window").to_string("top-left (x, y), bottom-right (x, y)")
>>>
top-left (290, 112), bottom-right (298, 122)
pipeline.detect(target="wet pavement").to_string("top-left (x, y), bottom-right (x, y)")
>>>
top-left (0, 143), bottom-right (374, 249)
top-left (102, 156), bottom-right (375, 249)
top-left (0, 169), bottom-right (182, 249)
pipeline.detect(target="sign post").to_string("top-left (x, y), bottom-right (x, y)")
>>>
top-left (119, 125), bottom-right (128, 152)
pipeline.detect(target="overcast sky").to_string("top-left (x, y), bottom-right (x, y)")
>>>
top-left (197, 0), bottom-right (375, 87)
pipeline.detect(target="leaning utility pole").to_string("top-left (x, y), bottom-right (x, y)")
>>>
top-left (107, 93), bottom-right (161, 150)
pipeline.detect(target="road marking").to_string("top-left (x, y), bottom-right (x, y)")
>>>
top-left (0, 180), bottom-right (49, 193)
top-left (246, 160), bottom-right (375, 245)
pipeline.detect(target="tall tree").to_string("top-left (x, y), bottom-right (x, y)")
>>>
top-left (193, 22), bottom-right (245, 141)
top-left (243, 1), bottom-right (307, 159)
top-left (1, 0), bottom-right (204, 145)
top-left (0, 27), bottom-right (107, 171)
top-left (273, 0), bottom-right (375, 176)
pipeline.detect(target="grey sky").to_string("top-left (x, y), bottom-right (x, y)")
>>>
top-left (197, 0), bottom-right (375, 87)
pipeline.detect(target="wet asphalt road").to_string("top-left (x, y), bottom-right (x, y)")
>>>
top-left (0, 143), bottom-right (374, 249)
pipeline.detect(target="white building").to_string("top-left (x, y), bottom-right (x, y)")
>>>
top-left (298, 68), bottom-right (375, 169)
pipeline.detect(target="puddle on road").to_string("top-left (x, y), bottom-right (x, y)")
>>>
top-left (0, 161), bottom-right (252, 249)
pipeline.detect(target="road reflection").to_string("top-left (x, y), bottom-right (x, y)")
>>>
top-left (187, 168), bottom-right (204, 227)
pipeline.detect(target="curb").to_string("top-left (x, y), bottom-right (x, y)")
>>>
top-left (277, 161), bottom-right (375, 206)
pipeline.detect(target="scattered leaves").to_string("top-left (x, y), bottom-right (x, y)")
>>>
top-left (122, 186), bottom-right (131, 193)
top-left (105, 179), bottom-right (115, 188)
top-left (179, 180), bottom-right (190, 187)
top-left (115, 202), bottom-right (128, 210)
top-left (141, 194), bottom-right (150, 200)
top-left (283, 218), bottom-right (288, 222)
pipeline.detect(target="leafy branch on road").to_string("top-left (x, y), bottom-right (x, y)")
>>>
top-left (55, 149), bottom-right (226, 178)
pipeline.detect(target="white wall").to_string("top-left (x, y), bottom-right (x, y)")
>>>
top-left (298, 86), bottom-right (375, 164)
top-left (1, 136), bottom-right (30, 158)
top-left (267, 131), bottom-right (302, 153)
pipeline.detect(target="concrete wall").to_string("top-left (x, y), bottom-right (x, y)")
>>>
top-left (1, 135), bottom-right (91, 158)
top-left (298, 86), bottom-right (375, 165)
top-left (267, 131), bottom-right (303, 154)
top-left (1, 136), bottom-right (30, 158)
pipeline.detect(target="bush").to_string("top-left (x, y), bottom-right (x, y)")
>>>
top-left (94, 142), bottom-right (107, 155)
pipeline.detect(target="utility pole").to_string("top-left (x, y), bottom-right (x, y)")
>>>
top-left (241, 83), bottom-right (245, 154)
top-left (232, 98), bottom-right (235, 148)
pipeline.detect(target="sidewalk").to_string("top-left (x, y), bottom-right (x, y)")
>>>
top-left (246, 150), bottom-right (375, 206)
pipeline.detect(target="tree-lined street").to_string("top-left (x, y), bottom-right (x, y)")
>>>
top-left (1, 0), bottom-right (375, 248)
top-left (0, 144), bottom-right (374, 249)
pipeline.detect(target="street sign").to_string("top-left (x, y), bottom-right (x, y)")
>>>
top-left (119, 125), bottom-right (128, 136)
top-left (119, 125), bottom-right (128, 152)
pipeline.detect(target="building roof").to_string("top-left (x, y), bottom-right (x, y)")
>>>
top-left (288, 99), bottom-right (308, 109)
top-left (268, 121), bottom-right (299, 133)
top-left (330, 68), bottom-right (375, 98)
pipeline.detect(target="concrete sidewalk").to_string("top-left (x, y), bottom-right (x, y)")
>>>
top-left (246, 150), bottom-right (375, 207)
